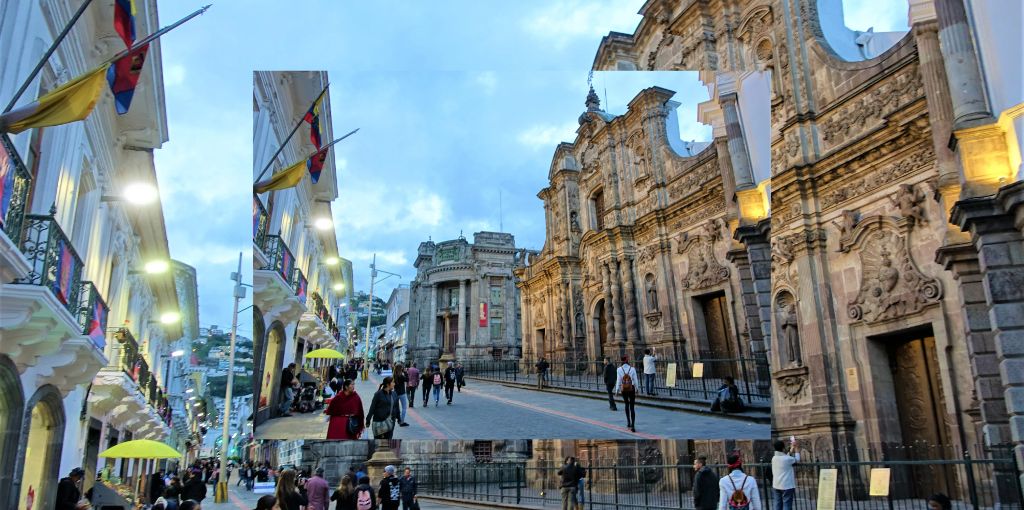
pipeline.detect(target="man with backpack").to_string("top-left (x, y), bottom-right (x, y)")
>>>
top-left (692, 456), bottom-right (719, 510)
top-left (443, 361), bottom-right (458, 405)
top-left (354, 475), bottom-right (376, 510)
top-left (430, 366), bottom-right (443, 407)
top-left (717, 451), bottom-right (761, 510)
top-left (378, 465), bottom-right (402, 510)
top-left (613, 356), bottom-right (639, 432)
top-left (602, 356), bottom-right (617, 411)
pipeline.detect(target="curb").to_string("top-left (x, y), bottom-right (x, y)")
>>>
top-left (465, 376), bottom-right (772, 425)
top-left (417, 495), bottom-right (545, 510)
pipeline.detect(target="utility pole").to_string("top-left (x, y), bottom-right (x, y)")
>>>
top-left (361, 254), bottom-right (401, 379)
top-left (216, 253), bottom-right (245, 502)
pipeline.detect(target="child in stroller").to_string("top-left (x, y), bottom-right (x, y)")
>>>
top-left (295, 381), bottom-right (324, 413)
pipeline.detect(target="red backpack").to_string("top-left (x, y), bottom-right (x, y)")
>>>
top-left (621, 368), bottom-right (635, 393)
top-left (727, 475), bottom-right (751, 510)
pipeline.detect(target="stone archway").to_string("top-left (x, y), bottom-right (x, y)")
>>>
top-left (252, 306), bottom-right (267, 403)
top-left (0, 355), bottom-right (24, 509)
top-left (13, 385), bottom-right (65, 510)
top-left (256, 321), bottom-right (287, 422)
top-left (591, 298), bottom-right (608, 362)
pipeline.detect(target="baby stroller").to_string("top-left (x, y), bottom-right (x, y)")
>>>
top-left (295, 382), bottom-right (321, 413)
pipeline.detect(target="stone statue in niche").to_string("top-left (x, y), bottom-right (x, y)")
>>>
top-left (570, 211), bottom-right (581, 232)
top-left (890, 183), bottom-right (928, 226)
top-left (645, 274), bottom-right (659, 311)
top-left (832, 210), bottom-right (858, 239)
top-left (777, 300), bottom-right (801, 365)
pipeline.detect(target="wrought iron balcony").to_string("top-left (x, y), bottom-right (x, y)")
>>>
top-left (15, 207), bottom-right (85, 317)
top-left (262, 234), bottom-right (296, 284)
top-left (293, 266), bottom-right (307, 301)
top-left (253, 194), bottom-right (269, 248)
top-left (78, 281), bottom-right (110, 351)
top-left (0, 135), bottom-right (31, 245)
top-left (113, 327), bottom-right (140, 377)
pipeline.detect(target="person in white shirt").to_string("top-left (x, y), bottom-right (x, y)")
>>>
top-left (642, 349), bottom-right (658, 396)
top-left (718, 451), bottom-right (762, 510)
top-left (771, 438), bottom-right (799, 510)
top-left (613, 356), bottom-right (639, 432)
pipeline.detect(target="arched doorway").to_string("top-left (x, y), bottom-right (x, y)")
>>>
top-left (15, 386), bottom-right (65, 510)
top-left (257, 322), bottom-right (286, 421)
top-left (0, 356), bottom-right (24, 509)
top-left (592, 299), bottom-right (607, 362)
top-left (252, 307), bottom-right (267, 405)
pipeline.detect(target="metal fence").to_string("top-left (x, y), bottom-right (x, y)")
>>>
top-left (462, 357), bottom-right (772, 406)
top-left (406, 452), bottom-right (1022, 510)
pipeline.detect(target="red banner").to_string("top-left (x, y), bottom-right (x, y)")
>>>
top-left (479, 302), bottom-right (488, 327)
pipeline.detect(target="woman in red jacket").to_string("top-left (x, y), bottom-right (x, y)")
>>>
top-left (324, 379), bottom-right (365, 439)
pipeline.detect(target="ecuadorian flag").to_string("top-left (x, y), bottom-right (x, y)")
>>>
top-left (114, 0), bottom-right (138, 48)
top-left (0, 65), bottom-right (106, 134)
top-left (254, 147), bottom-right (330, 193)
top-left (107, 44), bottom-right (149, 115)
top-left (304, 97), bottom-right (323, 150)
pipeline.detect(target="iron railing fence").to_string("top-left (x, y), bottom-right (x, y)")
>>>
top-left (463, 356), bottom-right (772, 405)
top-left (16, 208), bottom-right (85, 318)
top-left (1, 134), bottom-right (32, 245)
top-left (405, 449), bottom-right (1022, 510)
top-left (253, 194), bottom-right (269, 248)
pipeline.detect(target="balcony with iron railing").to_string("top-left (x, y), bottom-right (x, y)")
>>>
top-left (253, 233), bottom-right (307, 327)
top-left (253, 195), bottom-right (270, 267)
top-left (299, 290), bottom-right (338, 347)
top-left (0, 134), bottom-right (32, 281)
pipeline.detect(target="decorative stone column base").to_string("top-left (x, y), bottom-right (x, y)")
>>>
top-left (366, 440), bottom-right (402, 482)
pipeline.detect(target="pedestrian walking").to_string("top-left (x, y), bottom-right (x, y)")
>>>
top-left (305, 467), bottom-right (331, 510)
top-left (602, 356), bottom-right (617, 411)
top-left (771, 438), bottom-right (799, 510)
top-left (254, 495), bottom-right (277, 510)
top-left (717, 451), bottom-right (761, 510)
top-left (443, 361), bottom-right (458, 404)
top-left (575, 461), bottom-right (587, 510)
top-left (693, 456), bottom-right (719, 510)
top-left (557, 457), bottom-right (582, 510)
top-left (182, 472), bottom-right (207, 503)
top-left (420, 366), bottom-right (432, 407)
top-left (331, 475), bottom-right (355, 510)
top-left (613, 356), bottom-right (639, 432)
top-left (535, 357), bottom-right (549, 389)
top-left (455, 362), bottom-right (465, 392)
top-left (325, 379), bottom-right (366, 439)
top-left (55, 467), bottom-right (84, 510)
top-left (275, 469), bottom-right (309, 510)
top-left (430, 366), bottom-right (443, 406)
top-left (164, 476), bottom-right (183, 510)
top-left (366, 376), bottom-right (401, 439)
top-left (399, 467), bottom-right (418, 510)
top-left (280, 362), bottom-right (298, 417)
top-left (354, 475), bottom-right (376, 510)
top-left (378, 466), bottom-right (402, 510)
top-left (642, 348), bottom-right (658, 396)
top-left (407, 363), bottom-right (420, 409)
top-left (394, 364), bottom-right (410, 426)
top-left (225, 465), bottom-right (232, 486)
top-left (150, 469), bottom-right (167, 504)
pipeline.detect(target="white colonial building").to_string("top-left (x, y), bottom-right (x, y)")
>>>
top-left (252, 71), bottom-right (349, 427)
top-left (0, 1), bottom-right (196, 508)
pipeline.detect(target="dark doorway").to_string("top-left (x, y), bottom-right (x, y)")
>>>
top-left (695, 291), bottom-right (736, 379)
top-left (83, 420), bottom-right (102, 493)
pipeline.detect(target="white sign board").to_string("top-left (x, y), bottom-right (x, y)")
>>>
top-left (253, 481), bottom-right (276, 494)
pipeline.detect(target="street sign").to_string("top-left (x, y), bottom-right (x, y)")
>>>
top-left (253, 481), bottom-right (275, 494)
top-left (816, 468), bottom-right (838, 510)
top-left (869, 468), bottom-right (890, 496)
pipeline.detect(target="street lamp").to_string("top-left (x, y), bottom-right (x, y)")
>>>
top-left (160, 311), bottom-right (181, 324)
top-left (144, 260), bottom-right (171, 274)
top-left (171, 349), bottom-right (185, 357)
top-left (314, 217), bottom-right (333, 230)
top-left (102, 182), bottom-right (160, 205)
top-left (325, 256), bottom-right (339, 265)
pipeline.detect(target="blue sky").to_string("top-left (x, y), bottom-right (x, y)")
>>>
top-left (150, 1), bottom-right (908, 328)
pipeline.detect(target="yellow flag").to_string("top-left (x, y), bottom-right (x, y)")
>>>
top-left (0, 65), bottom-right (107, 134)
top-left (254, 158), bottom-right (307, 193)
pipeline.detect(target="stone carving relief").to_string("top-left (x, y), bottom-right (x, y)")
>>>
top-left (819, 67), bottom-right (924, 146)
top-left (573, 288), bottom-right (585, 338)
top-left (777, 371), bottom-right (808, 403)
top-left (775, 292), bottom-right (801, 366)
top-left (820, 147), bottom-right (934, 211)
top-left (844, 222), bottom-right (942, 323)
top-left (628, 130), bottom-right (651, 182)
top-left (890, 183), bottom-right (928, 226)
top-left (677, 218), bottom-right (730, 291)
top-left (832, 210), bottom-right (859, 243)
top-left (771, 234), bottom-right (797, 287)
top-left (667, 158), bottom-right (718, 200)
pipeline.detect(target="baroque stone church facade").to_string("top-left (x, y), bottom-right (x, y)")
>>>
top-left (592, 0), bottom-right (1024, 500)
top-left (406, 232), bottom-right (523, 368)
top-left (514, 80), bottom-right (771, 386)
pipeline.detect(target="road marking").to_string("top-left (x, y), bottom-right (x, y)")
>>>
top-left (228, 488), bottom-right (251, 510)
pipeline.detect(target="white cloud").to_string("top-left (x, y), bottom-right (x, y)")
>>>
top-left (474, 71), bottom-right (498, 95)
top-left (344, 248), bottom-right (408, 267)
top-left (521, 0), bottom-right (642, 49)
top-left (334, 183), bottom-right (447, 231)
top-left (406, 191), bottom-right (446, 227)
top-left (516, 121), bottom-right (578, 150)
top-left (164, 63), bottom-right (187, 88)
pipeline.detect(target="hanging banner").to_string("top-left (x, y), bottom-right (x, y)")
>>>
top-left (869, 468), bottom-right (890, 496)
top-left (479, 302), bottom-right (488, 327)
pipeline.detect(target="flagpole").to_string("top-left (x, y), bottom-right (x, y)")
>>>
top-left (104, 4), bottom-right (213, 66)
top-left (2, 0), bottom-right (96, 113)
top-left (252, 129), bottom-right (359, 191)
top-left (253, 80), bottom-right (331, 184)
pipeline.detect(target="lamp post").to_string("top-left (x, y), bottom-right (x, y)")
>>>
top-left (216, 253), bottom-right (246, 502)
top-left (361, 254), bottom-right (400, 379)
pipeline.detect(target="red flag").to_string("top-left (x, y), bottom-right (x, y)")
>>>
top-left (113, 0), bottom-right (137, 48)
top-left (107, 44), bottom-right (149, 115)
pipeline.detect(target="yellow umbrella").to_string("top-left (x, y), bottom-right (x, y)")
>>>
top-left (306, 348), bottom-right (345, 359)
top-left (99, 439), bottom-right (182, 459)
top-left (99, 439), bottom-right (181, 507)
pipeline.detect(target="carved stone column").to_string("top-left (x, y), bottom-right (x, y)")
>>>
top-left (601, 263), bottom-right (616, 351)
top-left (951, 182), bottom-right (1024, 489)
top-left (731, 220), bottom-right (772, 388)
top-left (427, 284), bottom-right (437, 348)
top-left (934, 0), bottom-right (992, 127)
top-left (621, 256), bottom-right (641, 348)
top-left (562, 280), bottom-right (572, 355)
top-left (609, 260), bottom-right (627, 347)
top-left (457, 280), bottom-right (467, 349)
top-left (721, 93), bottom-right (755, 190)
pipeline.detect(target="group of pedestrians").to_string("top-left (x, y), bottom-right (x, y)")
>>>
top-left (689, 438), bottom-right (800, 510)
top-left (252, 465), bottom-right (419, 510)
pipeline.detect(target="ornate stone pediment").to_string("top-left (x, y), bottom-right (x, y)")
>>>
top-left (773, 365), bottom-right (809, 404)
top-left (677, 219), bottom-right (729, 290)
top-left (842, 216), bottom-right (942, 324)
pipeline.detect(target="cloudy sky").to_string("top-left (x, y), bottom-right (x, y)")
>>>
top-left (151, 1), bottom-right (908, 327)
